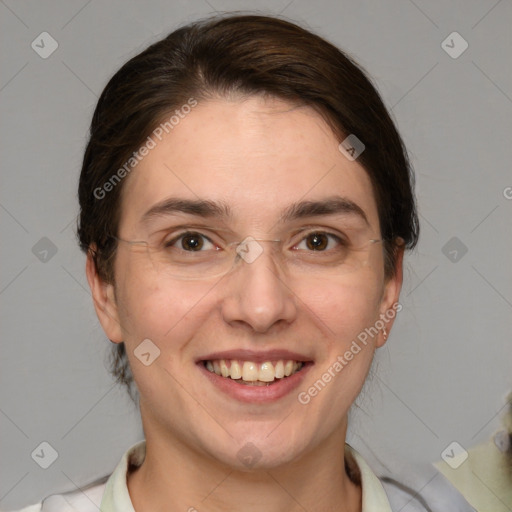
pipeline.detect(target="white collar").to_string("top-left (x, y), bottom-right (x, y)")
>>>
top-left (100, 440), bottom-right (392, 511)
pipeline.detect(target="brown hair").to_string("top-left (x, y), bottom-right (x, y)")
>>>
top-left (77, 14), bottom-right (419, 400)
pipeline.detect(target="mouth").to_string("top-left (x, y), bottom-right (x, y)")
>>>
top-left (203, 359), bottom-right (305, 386)
top-left (197, 350), bottom-right (313, 403)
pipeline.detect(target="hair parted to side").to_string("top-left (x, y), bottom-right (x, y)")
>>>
top-left (77, 14), bottom-right (419, 401)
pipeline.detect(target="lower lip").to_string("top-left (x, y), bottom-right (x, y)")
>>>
top-left (198, 362), bottom-right (313, 403)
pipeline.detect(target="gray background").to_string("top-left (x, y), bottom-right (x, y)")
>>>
top-left (1, 0), bottom-right (511, 508)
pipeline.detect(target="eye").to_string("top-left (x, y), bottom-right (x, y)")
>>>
top-left (294, 231), bottom-right (345, 252)
top-left (165, 231), bottom-right (216, 252)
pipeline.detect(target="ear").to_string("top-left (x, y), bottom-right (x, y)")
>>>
top-left (85, 246), bottom-right (124, 343)
top-left (376, 243), bottom-right (404, 348)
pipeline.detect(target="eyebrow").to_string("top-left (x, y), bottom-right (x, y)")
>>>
top-left (141, 198), bottom-right (232, 223)
top-left (140, 195), bottom-right (369, 226)
top-left (279, 196), bottom-right (369, 226)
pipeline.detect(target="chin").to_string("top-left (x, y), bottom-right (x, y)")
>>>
top-left (203, 429), bottom-right (312, 472)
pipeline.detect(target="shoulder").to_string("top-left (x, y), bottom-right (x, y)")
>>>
top-left (379, 472), bottom-right (477, 512)
top-left (348, 443), bottom-right (477, 512)
top-left (11, 440), bottom-right (146, 512)
top-left (9, 506), bottom-right (41, 512)
top-left (7, 477), bottom-right (107, 512)
top-left (434, 436), bottom-right (512, 511)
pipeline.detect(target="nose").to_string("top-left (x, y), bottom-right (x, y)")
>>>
top-left (220, 243), bottom-right (297, 333)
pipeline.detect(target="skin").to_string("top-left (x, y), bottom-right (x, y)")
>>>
top-left (87, 95), bottom-right (403, 512)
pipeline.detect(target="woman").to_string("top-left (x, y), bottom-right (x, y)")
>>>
top-left (16, 14), bottom-right (475, 512)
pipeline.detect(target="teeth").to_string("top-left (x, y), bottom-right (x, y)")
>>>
top-left (258, 362), bottom-right (275, 382)
top-left (230, 360), bottom-right (242, 379)
top-left (220, 360), bottom-right (229, 378)
top-left (275, 360), bottom-right (285, 379)
top-left (204, 359), bottom-right (304, 382)
top-left (242, 361), bottom-right (259, 381)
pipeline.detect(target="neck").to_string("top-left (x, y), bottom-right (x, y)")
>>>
top-left (127, 420), bottom-right (362, 512)
top-left (128, 439), bottom-right (361, 512)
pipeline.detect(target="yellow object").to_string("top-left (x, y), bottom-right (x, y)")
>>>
top-left (435, 433), bottom-right (512, 512)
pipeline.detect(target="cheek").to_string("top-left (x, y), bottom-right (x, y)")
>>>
top-left (114, 276), bottom-right (210, 400)
top-left (114, 254), bottom-right (209, 344)
top-left (295, 272), bottom-right (383, 339)
top-left (294, 277), bottom-right (383, 438)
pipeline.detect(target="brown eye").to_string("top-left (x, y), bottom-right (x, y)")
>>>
top-left (305, 233), bottom-right (329, 251)
top-left (164, 231), bottom-right (215, 252)
top-left (181, 233), bottom-right (204, 251)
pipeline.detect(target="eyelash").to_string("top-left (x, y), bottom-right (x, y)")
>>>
top-left (294, 231), bottom-right (348, 251)
top-left (164, 231), bottom-right (216, 251)
top-left (163, 229), bottom-right (349, 251)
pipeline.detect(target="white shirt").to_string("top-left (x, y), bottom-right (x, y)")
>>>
top-left (11, 441), bottom-right (475, 512)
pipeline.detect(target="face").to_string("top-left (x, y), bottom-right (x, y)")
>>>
top-left (88, 95), bottom-right (402, 470)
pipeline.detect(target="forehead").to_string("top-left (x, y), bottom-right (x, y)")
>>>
top-left (118, 96), bottom-right (379, 233)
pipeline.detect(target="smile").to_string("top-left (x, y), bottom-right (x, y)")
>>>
top-left (198, 355), bottom-right (313, 403)
top-left (204, 359), bottom-right (304, 385)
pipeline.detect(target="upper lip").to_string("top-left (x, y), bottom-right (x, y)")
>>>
top-left (197, 349), bottom-right (313, 364)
